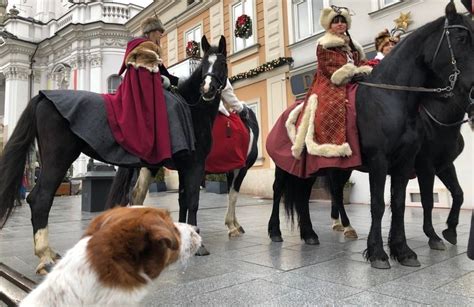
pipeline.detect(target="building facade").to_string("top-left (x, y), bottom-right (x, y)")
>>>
top-left (0, 0), bottom-right (151, 170)
top-left (129, 0), bottom-right (473, 209)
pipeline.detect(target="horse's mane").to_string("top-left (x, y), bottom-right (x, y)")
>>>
top-left (371, 16), bottom-right (446, 80)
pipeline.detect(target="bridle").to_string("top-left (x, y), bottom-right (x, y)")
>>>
top-left (359, 19), bottom-right (470, 96)
top-left (359, 18), bottom-right (474, 127)
top-left (201, 71), bottom-right (225, 102)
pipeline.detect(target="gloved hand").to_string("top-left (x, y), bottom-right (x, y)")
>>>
top-left (351, 73), bottom-right (366, 83)
top-left (161, 75), bottom-right (171, 90)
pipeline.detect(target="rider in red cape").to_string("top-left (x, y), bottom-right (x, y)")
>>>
top-left (266, 5), bottom-right (372, 178)
top-left (102, 17), bottom-right (171, 164)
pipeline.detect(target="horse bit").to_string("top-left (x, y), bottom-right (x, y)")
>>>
top-left (359, 18), bottom-right (474, 127)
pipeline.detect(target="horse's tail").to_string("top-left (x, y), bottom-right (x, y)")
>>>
top-left (242, 107), bottom-right (259, 168)
top-left (105, 167), bottom-right (134, 209)
top-left (283, 170), bottom-right (316, 231)
top-left (0, 95), bottom-right (39, 227)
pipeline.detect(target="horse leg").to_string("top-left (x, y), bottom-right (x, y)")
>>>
top-left (178, 163), bottom-right (209, 256)
top-left (30, 102), bottom-right (82, 274)
top-left (268, 167), bottom-right (286, 242)
top-left (131, 167), bottom-right (153, 206)
top-left (389, 173), bottom-right (420, 267)
top-left (295, 177), bottom-right (319, 245)
top-left (225, 169), bottom-right (245, 237)
top-left (366, 158), bottom-right (390, 269)
top-left (417, 166), bottom-right (445, 250)
top-left (328, 170), bottom-right (357, 238)
top-left (439, 163), bottom-right (463, 245)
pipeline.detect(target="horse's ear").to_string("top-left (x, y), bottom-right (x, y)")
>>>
top-left (460, 0), bottom-right (472, 15)
top-left (201, 35), bottom-right (210, 54)
top-left (445, 0), bottom-right (457, 22)
top-left (218, 35), bottom-right (226, 56)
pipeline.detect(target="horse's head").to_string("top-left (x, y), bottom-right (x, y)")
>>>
top-left (199, 35), bottom-right (228, 102)
top-left (422, 2), bottom-right (474, 97)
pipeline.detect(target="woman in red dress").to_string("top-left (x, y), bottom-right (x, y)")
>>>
top-left (267, 5), bottom-right (373, 178)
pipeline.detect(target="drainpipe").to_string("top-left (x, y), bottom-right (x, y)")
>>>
top-left (27, 43), bottom-right (39, 189)
top-left (28, 43), bottom-right (39, 100)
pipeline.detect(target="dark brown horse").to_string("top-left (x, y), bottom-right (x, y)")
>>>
top-left (0, 35), bottom-right (228, 273)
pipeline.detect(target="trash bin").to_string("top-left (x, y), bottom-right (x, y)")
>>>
top-left (76, 170), bottom-right (116, 212)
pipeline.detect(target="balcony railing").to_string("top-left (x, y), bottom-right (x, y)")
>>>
top-left (167, 57), bottom-right (201, 79)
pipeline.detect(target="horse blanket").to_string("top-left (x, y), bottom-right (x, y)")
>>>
top-left (40, 90), bottom-right (195, 168)
top-left (266, 84), bottom-right (361, 178)
top-left (205, 113), bottom-right (250, 173)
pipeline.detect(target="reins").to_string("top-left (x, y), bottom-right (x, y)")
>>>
top-left (359, 18), bottom-right (473, 127)
top-left (359, 20), bottom-right (469, 97)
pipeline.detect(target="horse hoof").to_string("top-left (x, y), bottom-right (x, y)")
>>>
top-left (35, 263), bottom-right (54, 275)
top-left (344, 229), bottom-right (358, 239)
top-left (332, 224), bottom-right (344, 232)
top-left (442, 229), bottom-right (457, 245)
top-left (428, 239), bottom-right (446, 250)
top-left (195, 245), bottom-right (210, 256)
top-left (228, 229), bottom-right (241, 238)
top-left (399, 258), bottom-right (421, 267)
top-left (238, 226), bottom-right (245, 234)
top-left (270, 235), bottom-right (283, 242)
top-left (304, 237), bottom-right (320, 245)
top-left (370, 259), bottom-right (391, 269)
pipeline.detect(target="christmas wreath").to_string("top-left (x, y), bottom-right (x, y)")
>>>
top-left (234, 14), bottom-right (252, 39)
top-left (186, 40), bottom-right (200, 57)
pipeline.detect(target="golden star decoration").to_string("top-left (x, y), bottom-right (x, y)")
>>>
top-left (394, 12), bottom-right (412, 31)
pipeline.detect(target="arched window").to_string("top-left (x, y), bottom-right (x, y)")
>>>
top-left (107, 75), bottom-right (122, 94)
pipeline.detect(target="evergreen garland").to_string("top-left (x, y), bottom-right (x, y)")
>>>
top-left (229, 57), bottom-right (294, 83)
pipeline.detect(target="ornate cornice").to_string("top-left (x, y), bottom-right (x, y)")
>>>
top-left (3, 65), bottom-right (30, 80)
top-left (87, 54), bottom-right (102, 68)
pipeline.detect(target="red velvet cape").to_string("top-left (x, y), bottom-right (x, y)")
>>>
top-left (205, 113), bottom-right (250, 173)
top-left (102, 38), bottom-right (171, 164)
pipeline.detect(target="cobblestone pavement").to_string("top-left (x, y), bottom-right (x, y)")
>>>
top-left (1, 191), bottom-right (473, 306)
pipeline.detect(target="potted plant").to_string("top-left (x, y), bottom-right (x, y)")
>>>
top-left (343, 180), bottom-right (355, 204)
top-left (149, 167), bottom-right (167, 193)
top-left (56, 165), bottom-right (73, 196)
top-left (205, 173), bottom-right (228, 194)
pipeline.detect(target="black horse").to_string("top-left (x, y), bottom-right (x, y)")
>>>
top-left (106, 108), bottom-right (260, 240)
top-left (267, 3), bottom-right (474, 269)
top-left (0, 35), bottom-right (228, 273)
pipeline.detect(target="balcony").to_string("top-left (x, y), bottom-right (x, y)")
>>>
top-left (167, 57), bottom-right (201, 79)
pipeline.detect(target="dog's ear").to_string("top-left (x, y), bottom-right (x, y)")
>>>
top-left (146, 224), bottom-right (179, 250)
top-left (139, 210), bottom-right (181, 279)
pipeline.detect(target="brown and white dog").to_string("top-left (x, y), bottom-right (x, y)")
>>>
top-left (20, 207), bottom-right (201, 307)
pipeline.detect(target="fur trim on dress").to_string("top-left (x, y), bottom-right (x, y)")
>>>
top-left (290, 95), bottom-right (315, 159)
top-left (318, 32), bottom-right (367, 61)
top-left (331, 63), bottom-right (373, 86)
top-left (304, 94), bottom-right (352, 157)
top-left (285, 103), bottom-right (304, 144)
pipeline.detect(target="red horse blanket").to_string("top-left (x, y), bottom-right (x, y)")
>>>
top-left (205, 113), bottom-right (250, 173)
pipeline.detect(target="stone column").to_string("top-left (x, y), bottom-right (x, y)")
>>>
top-left (88, 54), bottom-right (102, 93)
top-left (3, 65), bottom-right (30, 140)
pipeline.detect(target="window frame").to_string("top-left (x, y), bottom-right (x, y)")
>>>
top-left (292, 0), bottom-right (331, 43)
top-left (107, 74), bottom-right (122, 94)
top-left (378, 0), bottom-right (401, 9)
top-left (184, 24), bottom-right (203, 57)
top-left (231, 0), bottom-right (256, 53)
